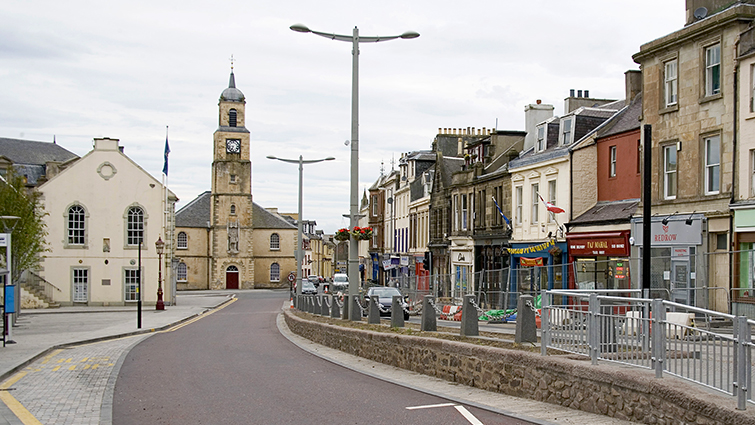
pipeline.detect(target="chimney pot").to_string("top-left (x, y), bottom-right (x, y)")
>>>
top-left (577, 90), bottom-right (583, 98)
top-left (536, 99), bottom-right (542, 104)
top-left (570, 89), bottom-right (575, 97)
top-left (584, 90), bottom-right (590, 98)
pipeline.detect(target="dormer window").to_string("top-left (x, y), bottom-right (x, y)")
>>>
top-left (561, 118), bottom-right (573, 145)
top-left (229, 109), bottom-right (237, 127)
top-left (536, 126), bottom-right (546, 152)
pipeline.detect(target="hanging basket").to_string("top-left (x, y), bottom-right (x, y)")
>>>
top-left (334, 228), bottom-right (351, 242)
top-left (351, 226), bottom-right (373, 241)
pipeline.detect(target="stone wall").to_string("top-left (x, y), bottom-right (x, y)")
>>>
top-left (284, 310), bottom-right (755, 425)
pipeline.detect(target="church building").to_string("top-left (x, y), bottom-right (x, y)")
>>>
top-left (175, 71), bottom-right (296, 290)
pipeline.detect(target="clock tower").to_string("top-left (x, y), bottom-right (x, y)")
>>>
top-left (210, 70), bottom-right (254, 289)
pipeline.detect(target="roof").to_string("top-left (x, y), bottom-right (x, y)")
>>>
top-left (597, 93), bottom-right (643, 139)
top-left (440, 156), bottom-right (464, 187)
top-left (220, 71), bottom-right (245, 102)
top-left (569, 199), bottom-right (639, 226)
top-left (176, 190), bottom-right (296, 230)
top-left (0, 137), bottom-right (78, 165)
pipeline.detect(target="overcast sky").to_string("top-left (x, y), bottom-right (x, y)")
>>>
top-left (1, 1), bottom-right (684, 233)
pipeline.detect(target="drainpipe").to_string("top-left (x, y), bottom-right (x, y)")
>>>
top-left (730, 35), bottom-right (740, 314)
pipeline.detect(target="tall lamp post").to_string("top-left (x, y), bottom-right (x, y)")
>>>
top-left (155, 236), bottom-right (165, 311)
top-left (290, 23), bottom-right (418, 320)
top-left (267, 155), bottom-right (335, 304)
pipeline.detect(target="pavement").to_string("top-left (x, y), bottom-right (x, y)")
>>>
top-left (0, 290), bottom-right (634, 425)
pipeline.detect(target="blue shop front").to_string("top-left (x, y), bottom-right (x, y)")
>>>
top-left (507, 239), bottom-right (567, 300)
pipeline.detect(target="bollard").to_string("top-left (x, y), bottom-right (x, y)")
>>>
top-left (313, 296), bottom-right (321, 315)
top-left (460, 294), bottom-right (479, 337)
top-left (330, 294), bottom-right (340, 318)
top-left (341, 294), bottom-right (349, 320)
top-left (515, 295), bottom-right (537, 343)
top-left (368, 295), bottom-right (380, 324)
top-left (391, 295), bottom-right (405, 328)
top-left (421, 295), bottom-right (437, 332)
top-left (319, 295), bottom-right (329, 317)
top-left (351, 295), bottom-right (362, 321)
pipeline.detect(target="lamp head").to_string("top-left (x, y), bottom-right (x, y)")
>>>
top-left (266, 155), bottom-right (277, 160)
top-left (290, 24), bottom-right (311, 33)
top-left (325, 157), bottom-right (336, 161)
top-left (662, 218), bottom-right (669, 225)
top-left (400, 31), bottom-right (420, 39)
top-left (155, 237), bottom-right (165, 255)
top-left (685, 218), bottom-right (693, 225)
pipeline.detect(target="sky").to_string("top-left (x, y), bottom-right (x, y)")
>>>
top-left (1, 1), bottom-right (684, 233)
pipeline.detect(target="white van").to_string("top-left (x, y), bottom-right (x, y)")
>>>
top-left (332, 273), bottom-right (349, 291)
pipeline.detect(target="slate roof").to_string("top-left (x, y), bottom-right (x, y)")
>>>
top-left (0, 137), bottom-right (79, 186)
top-left (597, 93), bottom-right (643, 139)
top-left (440, 156), bottom-right (464, 187)
top-left (569, 199), bottom-right (639, 226)
top-left (175, 190), bottom-right (296, 230)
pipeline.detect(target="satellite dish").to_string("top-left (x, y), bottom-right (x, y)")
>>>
top-left (694, 7), bottom-right (708, 20)
top-left (344, 140), bottom-right (350, 146)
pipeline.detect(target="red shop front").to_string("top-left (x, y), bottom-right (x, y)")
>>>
top-left (566, 231), bottom-right (631, 290)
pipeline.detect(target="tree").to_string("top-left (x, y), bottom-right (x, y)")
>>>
top-left (0, 169), bottom-right (48, 284)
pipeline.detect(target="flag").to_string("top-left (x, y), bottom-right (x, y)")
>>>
top-left (162, 134), bottom-right (170, 175)
top-left (539, 194), bottom-right (565, 214)
top-left (491, 196), bottom-right (511, 226)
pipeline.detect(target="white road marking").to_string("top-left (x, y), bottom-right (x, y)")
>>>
top-left (405, 402), bottom-right (456, 410)
top-left (455, 405), bottom-right (485, 425)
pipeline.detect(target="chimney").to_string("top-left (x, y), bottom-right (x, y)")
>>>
top-left (577, 90), bottom-right (583, 98)
top-left (523, 101), bottom-right (555, 152)
top-left (584, 90), bottom-right (590, 98)
top-left (570, 89), bottom-right (575, 97)
top-left (625, 70), bottom-right (642, 105)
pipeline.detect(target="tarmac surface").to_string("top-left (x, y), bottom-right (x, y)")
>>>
top-left (0, 289), bottom-right (636, 425)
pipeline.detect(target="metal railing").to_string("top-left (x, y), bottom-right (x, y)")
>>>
top-left (541, 289), bottom-right (754, 410)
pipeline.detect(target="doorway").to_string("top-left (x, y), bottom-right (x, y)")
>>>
top-left (226, 265), bottom-right (239, 289)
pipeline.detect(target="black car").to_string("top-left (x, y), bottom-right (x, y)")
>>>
top-left (364, 286), bottom-right (409, 320)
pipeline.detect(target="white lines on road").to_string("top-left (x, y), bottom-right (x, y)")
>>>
top-left (406, 403), bottom-right (484, 424)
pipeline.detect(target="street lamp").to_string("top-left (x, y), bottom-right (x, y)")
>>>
top-left (267, 155), bottom-right (335, 304)
top-left (290, 23), bottom-right (418, 320)
top-left (155, 236), bottom-right (165, 311)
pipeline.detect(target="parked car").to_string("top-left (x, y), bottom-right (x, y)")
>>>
top-left (363, 286), bottom-right (409, 320)
top-left (300, 279), bottom-right (317, 295)
top-left (332, 273), bottom-right (349, 291)
top-left (307, 275), bottom-right (320, 288)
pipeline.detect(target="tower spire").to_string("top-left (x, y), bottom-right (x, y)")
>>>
top-left (228, 54), bottom-right (236, 88)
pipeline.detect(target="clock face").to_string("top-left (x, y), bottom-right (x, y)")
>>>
top-left (226, 139), bottom-right (241, 153)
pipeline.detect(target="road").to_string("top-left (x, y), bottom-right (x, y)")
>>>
top-left (111, 291), bottom-right (529, 424)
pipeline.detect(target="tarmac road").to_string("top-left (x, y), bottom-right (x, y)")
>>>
top-left (111, 291), bottom-right (529, 425)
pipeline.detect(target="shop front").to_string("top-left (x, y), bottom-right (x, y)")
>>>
top-left (732, 206), bottom-right (755, 317)
top-left (630, 215), bottom-right (704, 306)
top-left (567, 231), bottom-right (631, 291)
top-left (449, 240), bottom-right (474, 299)
top-left (507, 239), bottom-right (567, 299)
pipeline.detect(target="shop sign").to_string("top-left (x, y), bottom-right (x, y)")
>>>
top-left (520, 257), bottom-right (544, 267)
top-left (507, 239), bottom-right (554, 255)
top-left (632, 219), bottom-right (702, 245)
top-left (569, 237), bottom-right (627, 256)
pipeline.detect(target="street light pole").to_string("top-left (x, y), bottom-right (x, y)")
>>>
top-left (155, 236), bottom-right (165, 310)
top-left (290, 24), bottom-right (418, 320)
top-left (267, 155), bottom-right (335, 304)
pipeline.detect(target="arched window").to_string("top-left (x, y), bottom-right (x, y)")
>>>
top-left (270, 263), bottom-right (280, 282)
top-left (230, 204), bottom-right (236, 215)
top-left (177, 232), bottom-right (188, 249)
top-left (270, 233), bottom-right (280, 250)
top-left (176, 262), bottom-right (187, 281)
top-left (67, 205), bottom-right (85, 245)
top-left (229, 109), bottom-right (237, 127)
top-left (127, 206), bottom-right (144, 246)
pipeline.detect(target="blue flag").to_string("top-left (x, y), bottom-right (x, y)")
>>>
top-left (492, 196), bottom-right (511, 227)
top-left (162, 136), bottom-right (170, 175)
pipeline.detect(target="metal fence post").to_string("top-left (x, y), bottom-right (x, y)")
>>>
top-left (541, 290), bottom-right (550, 357)
top-left (651, 298), bottom-right (665, 379)
top-left (736, 316), bottom-right (750, 410)
top-left (391, 295), bottom-right (404, 328)
top-left (589, 293), bottom-right (599, 365)
top-left (330, 294), bottom-right (340, 318)
top-left (421, 295), bottom-right (436, 332)
top-left (313, 295), bottom-right (321, 315)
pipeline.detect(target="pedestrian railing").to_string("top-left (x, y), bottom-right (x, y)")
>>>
top-left (541, 290), bottom-right (754, 410)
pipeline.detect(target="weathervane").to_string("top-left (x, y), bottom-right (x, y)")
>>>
top-left (229, 54), bottom-right (235, 71)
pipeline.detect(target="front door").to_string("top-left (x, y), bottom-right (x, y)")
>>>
top-left (73, 268), bottom-right (88, 303)
top-left (226, 265), bottom-right (239, 290)
top-left (671, 261), bottom-right (689, 305)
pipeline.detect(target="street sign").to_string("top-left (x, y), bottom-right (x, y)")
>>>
top-left (0, 234), bottom-right (8, 248)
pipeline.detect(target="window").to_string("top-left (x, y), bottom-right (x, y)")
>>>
top-left (664, 59), bottom-right (678, 106)
top-left (177, 232), bottom-right (188, 249)
top-left (72, 268), bottom-right (88, 303)
top-left (229, 109), bottom-right (237, 127)
top-left (67, 205), bottom-right (85, 245)
top-left (705, 44), bottom-right (721, 97)
top-left (637, 140), bottom-right (642, 174)
top-left (127, 206), bottom-right (144, 246)
top-left (561, 119), bottom-right (573, 145)
top-left (124, 269), bottom-right (139, 301)
top-left (515, 186), bottom-right (523, 225)
top-left (548, 180), bottom-right (556, 223)
top-left (270, 233), bottom-right (280, 250)
top-left (270, 263), bottom-right (280, 282)
top-left (705, 135), bottom-right (720, 195)
top-left (751, 150), bottom-right (755, 197)
top-left (371, 195), bottom-right (378, 216)
top-left (663, 145), bottom-right (677, 199)
top-left (609, 146), bottom-right (617, 177)
top-left (536, 126), bottom-right (545, 152)
top-left (230, 204), bottom-right (236, 215)
top-left (453, 194), bottom-right (459, 230)
top-left (461, 194), bottom-right (468, 230)
top-left (176, 262), bottom-right (187, 281)
top-left (531, 183), bottom-right (539, 224)
top-left (230, 175), bottom-right (237, 184)
top-left (751, 64), bottom-right (755, 112)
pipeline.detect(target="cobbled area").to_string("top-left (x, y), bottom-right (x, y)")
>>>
top-left (4, 334), bottom-right (149, 425)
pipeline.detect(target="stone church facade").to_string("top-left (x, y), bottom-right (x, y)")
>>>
top-left (175, 71), bottom-right (296, 290)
